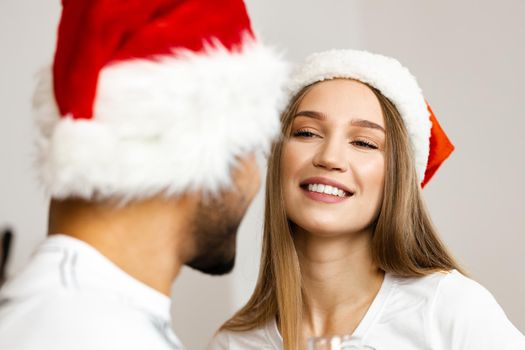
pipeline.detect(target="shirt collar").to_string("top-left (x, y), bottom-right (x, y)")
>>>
top-left (40, 234), bottom-right (172, 321)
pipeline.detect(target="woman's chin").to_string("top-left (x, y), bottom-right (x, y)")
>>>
top-left (293, 220), bottom-right (371, 239)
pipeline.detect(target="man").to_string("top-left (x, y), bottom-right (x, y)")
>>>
top-left (0, 0), bottom-right (288, 349)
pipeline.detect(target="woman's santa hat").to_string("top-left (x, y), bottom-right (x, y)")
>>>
top-left (288, 49), bottom-right (454, 187)
top-left (34, 0), bottom-right (288, 201)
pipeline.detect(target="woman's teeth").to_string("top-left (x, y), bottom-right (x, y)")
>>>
top-left (307, 184), bottom-right (347, 197)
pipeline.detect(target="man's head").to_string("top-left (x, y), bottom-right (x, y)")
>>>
top-left (36, 0), bottom-right (288, 280)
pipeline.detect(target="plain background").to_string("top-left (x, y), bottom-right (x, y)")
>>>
top-left (1, 1), bottom-right (523, 349)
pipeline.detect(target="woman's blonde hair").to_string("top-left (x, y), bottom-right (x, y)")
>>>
top-left (220, 80), bottom-right (462, 349)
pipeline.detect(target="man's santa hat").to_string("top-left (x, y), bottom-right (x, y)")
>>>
top-left (288, 49), bottom-right (454, 187)
top-left (34, 0), bottom-right (288, 201)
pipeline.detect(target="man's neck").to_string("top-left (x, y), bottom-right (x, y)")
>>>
top-left (48, 196), bottom-right (198, 296)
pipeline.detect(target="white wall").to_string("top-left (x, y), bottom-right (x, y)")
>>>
top-left (1, 1), bottom-right (523, 349)
top-left (0, 0), bottom-right (58, 275)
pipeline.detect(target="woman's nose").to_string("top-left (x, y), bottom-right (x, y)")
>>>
top-left (312, 138), bottom-right (348, 172)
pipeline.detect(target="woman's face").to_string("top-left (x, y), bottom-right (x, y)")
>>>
top-left (282, 79), bottom-right (386, 237)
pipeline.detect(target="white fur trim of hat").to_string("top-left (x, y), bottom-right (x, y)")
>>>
top-left (34, 41), bottom-right (288, 202)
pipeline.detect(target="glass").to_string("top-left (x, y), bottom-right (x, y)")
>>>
top-left (307, 335), bottom-right (375, 350)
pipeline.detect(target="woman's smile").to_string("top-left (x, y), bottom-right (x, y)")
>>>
top-left (299, 176), bottom-right (354, 203)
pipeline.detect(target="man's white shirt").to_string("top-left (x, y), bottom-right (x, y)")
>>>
top-left (0, 235), bottom-right (184, 350)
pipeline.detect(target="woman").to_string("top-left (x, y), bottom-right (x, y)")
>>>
top-left (208, 50), bottom-right (525, 349)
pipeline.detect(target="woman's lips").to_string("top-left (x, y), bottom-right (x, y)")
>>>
top-left (300, 187), bottom-right (350, 203)
top-left (299, 177), bottom-right (354, 204)
top-left (300, 176), bottom-right (353, 195)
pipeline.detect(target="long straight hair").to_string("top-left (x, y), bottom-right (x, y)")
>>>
top-left (221, 81), bottom-right (462, 349)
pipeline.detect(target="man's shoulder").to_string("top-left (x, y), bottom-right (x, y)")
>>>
top-left (0, 292), bottom-right (176, 350)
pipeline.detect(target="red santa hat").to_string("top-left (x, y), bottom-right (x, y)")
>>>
top-left (33, 0), bottom-right (288, 201)
top-left (288, 50), bottom-right (454, 187)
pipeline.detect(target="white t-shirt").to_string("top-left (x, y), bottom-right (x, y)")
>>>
top-left (0, 235), bottom-right (184, 350)
top-left (209, 270), bottom-right (525, 350)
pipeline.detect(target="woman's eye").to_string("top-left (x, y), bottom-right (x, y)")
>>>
top-left (351, 139), bottom-right (378, 150)
top-left (292, 129), bottom-right (318, 138)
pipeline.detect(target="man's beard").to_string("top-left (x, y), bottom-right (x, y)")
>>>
top-left (185, 193), bottom-right (245, 275)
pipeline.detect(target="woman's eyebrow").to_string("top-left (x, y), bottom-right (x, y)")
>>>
top-left (350, 119), bottom-right (385, 133)
top-left (295, 111), bottom-right (385, 133)
top-left (294, 110), bottom-right (327, 120)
